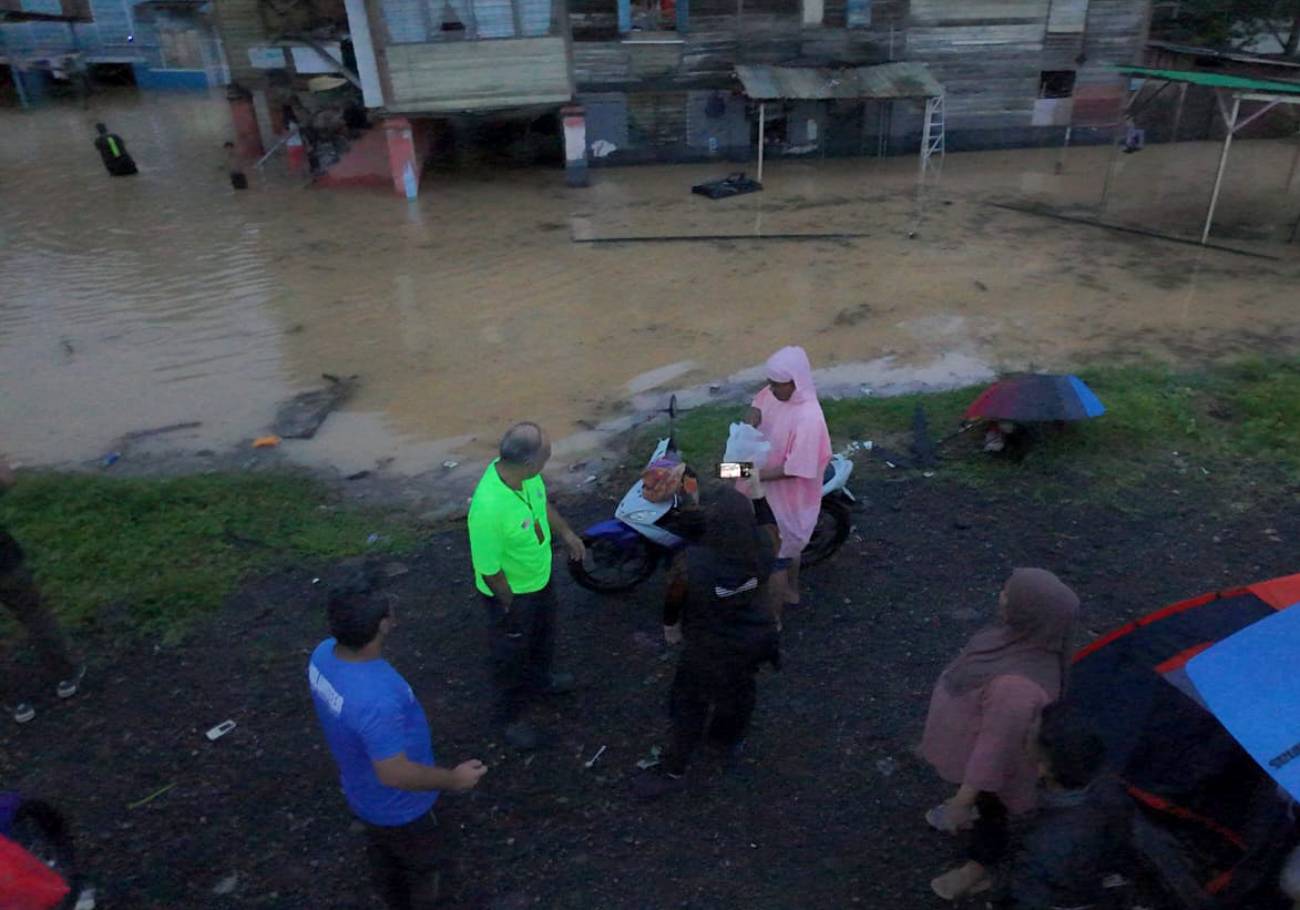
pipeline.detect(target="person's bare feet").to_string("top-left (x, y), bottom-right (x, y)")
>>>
top-left (930, 862), bottom-right (992, 901)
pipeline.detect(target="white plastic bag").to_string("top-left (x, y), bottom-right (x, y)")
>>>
top-left (724, 422), bottom-right (771, 466)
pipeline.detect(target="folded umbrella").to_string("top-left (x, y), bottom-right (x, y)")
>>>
top-left (963, 373), bottom-right (1105, 423)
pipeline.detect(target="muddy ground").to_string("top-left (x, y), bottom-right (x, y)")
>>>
top-left (3, 456), bottom-right (1298, 909)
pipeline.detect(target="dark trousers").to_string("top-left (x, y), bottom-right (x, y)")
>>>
top-left (483, 584), bottom-right (557, 724)
top-left (364, 810), bottom-right (440, 910)
top-left (0, 562), bottom-right (76, 690)
top-left (663, 643), bottom-right (759, 775)
top-left (969, 792), bottom-right (1010, 867)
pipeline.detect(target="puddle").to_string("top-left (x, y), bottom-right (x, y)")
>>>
top-left (2, 91), bottom-right (1298, 480)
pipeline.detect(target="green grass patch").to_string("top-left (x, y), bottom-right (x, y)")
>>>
top-left (633, 358), bottom-right (1300, 501)
top-left (0, 472), bottom-right (421, 642)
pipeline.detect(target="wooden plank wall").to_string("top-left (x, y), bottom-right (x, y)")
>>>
top-left (213, 0), bottom-right (272, 88)
top-left (385, 36), bottom-right (573, 110)
top-left (570, 0), bottom-right (906, 90)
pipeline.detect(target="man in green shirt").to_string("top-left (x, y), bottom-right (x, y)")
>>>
top-left (468, 423), bottom-right (585, 751)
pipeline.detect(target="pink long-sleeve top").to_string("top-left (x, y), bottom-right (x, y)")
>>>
top-left (920, 673), bottom-right (1051, 815)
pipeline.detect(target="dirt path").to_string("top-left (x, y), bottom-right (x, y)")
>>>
top-left (3, 463), bottom-right (1297, 908)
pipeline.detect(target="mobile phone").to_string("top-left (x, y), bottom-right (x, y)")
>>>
top-left (718, 462), bottom-right (753, 479)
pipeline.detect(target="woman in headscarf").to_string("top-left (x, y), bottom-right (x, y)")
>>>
top-left (919, 568), bottom-right (1080, 901)
top-left (743, 346), bottom-right (832, 621)
top-left (632, 488), bottom-right (780, 799)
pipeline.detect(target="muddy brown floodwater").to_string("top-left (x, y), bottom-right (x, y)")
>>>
top-left (2, 91), bottom-right (1299, 478)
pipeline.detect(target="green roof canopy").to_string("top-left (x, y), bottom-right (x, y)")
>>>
top-left (1116, 65), bottom-right (1300, 96)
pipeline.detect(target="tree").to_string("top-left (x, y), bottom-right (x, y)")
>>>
top-left (1153, 0), bottom-right (1300, 56)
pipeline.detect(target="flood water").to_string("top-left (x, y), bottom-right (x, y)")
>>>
top-left (2, 91), bottom-right (1299, 477)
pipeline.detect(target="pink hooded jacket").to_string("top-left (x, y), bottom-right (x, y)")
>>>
top-left (749, 346), bottom-right (832, 559)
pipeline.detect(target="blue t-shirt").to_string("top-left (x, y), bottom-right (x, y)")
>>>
top-left (308, 639), bottom-right (439, 826)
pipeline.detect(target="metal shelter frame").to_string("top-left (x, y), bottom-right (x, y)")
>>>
top-left (734, 62), bottom-right (945, 186)
top-left (1110, 66), bottom-right (1300, 245)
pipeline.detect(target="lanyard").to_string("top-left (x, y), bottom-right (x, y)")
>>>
top-left (512, 483), bottom-right (545, 545)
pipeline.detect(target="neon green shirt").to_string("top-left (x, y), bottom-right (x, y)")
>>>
top-left (467, 459), bottom-right (552, 596)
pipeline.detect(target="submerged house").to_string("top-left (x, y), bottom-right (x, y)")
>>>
top-left (0, 0), bottom-right (226, 103)
top-left (210, 0), bottom-right (1153, 194)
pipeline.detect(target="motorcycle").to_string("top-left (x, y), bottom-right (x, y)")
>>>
top-left (569, 397), bottom-right (856, 594)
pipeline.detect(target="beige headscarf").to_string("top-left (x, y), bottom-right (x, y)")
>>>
top-left (941, 568), bottom-right (1080, 700)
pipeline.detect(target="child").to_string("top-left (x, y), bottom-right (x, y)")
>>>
top-left (994, 703), bottom-right (1132, 909)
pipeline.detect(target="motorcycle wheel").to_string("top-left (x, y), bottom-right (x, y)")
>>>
top-left (801, 496), bottom-right (852, 568)
top-left (568, 534), bottom-right (659, 593)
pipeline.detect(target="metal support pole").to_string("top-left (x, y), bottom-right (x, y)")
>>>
top-left (757, 102), bottom-right (765, 183)
top-left (13, 66), bottom-right (30, 109)
top-left (1287, 139), bottom-right (1300, 192)
top-left (1055, 125), bottom-right (1072, 175)
top-left (1202, 93), bottom-right (1241, 246)
top-left (1171, 82), bottom-right (1188, 143)
top-left (919, 96), bottom-right (933, 184)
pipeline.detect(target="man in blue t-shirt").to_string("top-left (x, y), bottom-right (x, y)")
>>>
top-left (308, 586), bottom-right (487, 909)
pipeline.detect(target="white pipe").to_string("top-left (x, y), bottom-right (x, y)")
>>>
top-left (757, 102), bottom-right (765, 183)
top-left (1202, 93), bottom-right (1241, 246)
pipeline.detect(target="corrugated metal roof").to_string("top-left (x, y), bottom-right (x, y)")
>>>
top-left (734, 62), bottom-right (943, 101)
top-left (1117, 65), bottom-right (1300, 95)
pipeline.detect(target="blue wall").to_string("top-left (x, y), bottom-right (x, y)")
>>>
top-left (0, 0), bottom-right (221, 92)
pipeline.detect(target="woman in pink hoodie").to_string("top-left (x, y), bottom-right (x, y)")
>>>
top-left (743, 346), bottom-right (831, 622)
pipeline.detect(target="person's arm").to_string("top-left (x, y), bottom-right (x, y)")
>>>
top-left (663, 553), bottom-right (687, 644)
top-left (480, 570), bottom-right (514, 611)
top-left (759, 465), bottom-right (790, 482)
top-left (546, 502), bottom-right (585, 562)
top-left (469, 508), bottom-right (512, 608)
top-left (373, 753), bottom-right (487, 792)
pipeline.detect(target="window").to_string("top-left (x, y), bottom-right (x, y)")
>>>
top-left (1039, 70), bottom-right (1076, 99)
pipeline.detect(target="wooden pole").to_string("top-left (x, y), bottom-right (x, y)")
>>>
top-left (757, 102), bottom-right (766, 183)
top-left (1202, 93), bottom-right (1241, 246)
top-left (1055, 125), bottom-right (1072, 175)
top-left (1098, 125), bottom-right (1124, 211)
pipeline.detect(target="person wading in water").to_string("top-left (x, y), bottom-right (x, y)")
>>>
top-left (93, 123), bottom-right (137, 177)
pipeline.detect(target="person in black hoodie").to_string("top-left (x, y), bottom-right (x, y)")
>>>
top-left (994, 702), bottom-right (1133, 909)
top-left (632, 486), bottom-right (780, 800)
top-left (1, 460), bottom-right (84, 725)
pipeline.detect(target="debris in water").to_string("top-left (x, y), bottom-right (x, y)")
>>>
top-left (974, 280), bottom-right (989, 292)
top-left (875, 757), bottom-right (897, 776)
top-left (212, 873), bottom-right (239, 896)
top-left (345, 470), bottom-right (371, 481)
top-left (252, 436), bottom-right (281, 448)
top-left (442, 460), bottom-right (459, 470)
top-left (271, 373), bottom-right (358, 439)
top-left (101, 452), bottom-right (121, 468)
top-left (584, 745), bottom-right (607, 769)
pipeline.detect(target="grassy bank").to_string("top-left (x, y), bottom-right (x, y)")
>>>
top-left (645, 358), bottom-right (1300, 499)
top-left (0, 472), bottom-right (420, 642)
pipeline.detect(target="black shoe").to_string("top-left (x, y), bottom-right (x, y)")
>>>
top-left (631, 768), bottom-right (685, 800)
top-left (504, 721), bottom-right (540, 751)
top-left (538, 672), bottom-right (575, 695)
